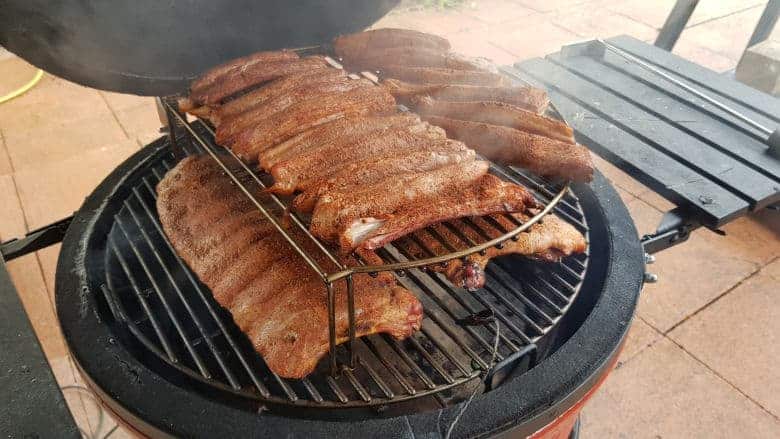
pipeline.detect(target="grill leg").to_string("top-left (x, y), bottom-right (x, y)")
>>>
top-left (326, 282), bottom-right (338, 376)
top-left (346, 275), bottom-right (356, 369)
top-left (156, 97), bottom-right (185, 160)
top-left (654, 0), bottom-right (699, 51)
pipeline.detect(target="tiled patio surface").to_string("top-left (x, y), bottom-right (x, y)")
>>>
top-left (0, 1), bottom-right (778, 437)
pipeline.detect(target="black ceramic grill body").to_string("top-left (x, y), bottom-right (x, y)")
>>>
top-left (55, 134), bottom-right (644, 438)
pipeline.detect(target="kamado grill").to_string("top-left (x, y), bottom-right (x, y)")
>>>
top-left (1, 1), bottom-right (646, 438)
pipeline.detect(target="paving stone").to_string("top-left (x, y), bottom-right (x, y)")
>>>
top-left (114, 101), bottom-right (163, 145)
top-left (618, 316), bottom-right (662, 364)
top-left (446, 31), bottom-right (519, 65)
top-left (625, 197), bottom-right (771, 332)
top-left (688, 0), bottom-right (767, 27)
top-left (0, 130), bottom-right (12, 175)
top-left (0, 56), bottom-right (59, 96)
top-left (35, 244), bottom-right (60, 302)
top-left (554, 6), bottom-right (658, 42)
top-left (580, 338), bottom-right (780, 438)
top-left (736, 39), bottom-right (780, 95)
top-left (6, 254), bottom-right (68, 361)
top-left (590, 154), bottom-right (652, 199)
top-left (2, 112), bottom-right (127, 171)
top-left (462, 0), bottom-right (538, 25)
top-left (514, 0), bottom-right (592, 14)
top-left (613, 186), bottom-right (636, 205)
top-left (0, 174), bottom-right (26, 240)
top-left (49, 356), bottom-right (96, 438)
top-left (373, 8), bottom-right (485, 37)
top-left (100, 91), bottom-right (154, 112)
top-left (13, 140), bottom-right (139, 230)
top-left (636, 188), bottom-right (676, 213)
top-left (673, 39), bottom-right (739, 73)
top-left (604, 0), bottom-right (677, 30)
top-left (490, 19), bottom-right (582, 61)
top-left (680, 6), bottom-right (771, 63)
top-left (670, 258), bottom-right (780, 417)
top-left (0, 78), bottom-right (112, 134)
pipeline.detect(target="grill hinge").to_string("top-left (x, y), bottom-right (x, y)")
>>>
top-left (640, 207), bottom-right (704, 255)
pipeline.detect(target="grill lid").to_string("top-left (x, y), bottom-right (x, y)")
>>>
top-left (0, 0), bottom-right (398, 95)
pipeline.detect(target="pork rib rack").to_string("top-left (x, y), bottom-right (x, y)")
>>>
top-left (156, 156), bottom-right (423, 379)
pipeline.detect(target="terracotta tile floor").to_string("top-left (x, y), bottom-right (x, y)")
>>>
top-left (1, 1), bottom-right (778, 437)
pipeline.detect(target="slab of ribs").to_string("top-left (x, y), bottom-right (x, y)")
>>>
top-left (157, 156), bottom-right (423, 379)
top-left (157, 28), bottom-right (590, 378)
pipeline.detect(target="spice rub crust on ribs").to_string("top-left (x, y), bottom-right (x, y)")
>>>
top-left (156, 156), bottom-right (423, 379)
top-left (382, 78), bottom-right (550, 114)
top-left (401, 213), bottom-right (587, 291)
top-left (412, 96), bottom-right (574, 144)
top-left (422, 116), bottom-right (594, 182)
top-left (229, 84), bottom-right (396, 163)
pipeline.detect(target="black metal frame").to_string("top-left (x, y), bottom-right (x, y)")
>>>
top-left (655, 0), bottom-right (779, 54)
top-left (0, 254), bottom-right (79, 437)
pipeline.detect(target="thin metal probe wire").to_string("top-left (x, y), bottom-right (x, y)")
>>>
top-left (597, 39), bottom-right (773, 136)
top-left (444, 319), bottom-right (501, 439)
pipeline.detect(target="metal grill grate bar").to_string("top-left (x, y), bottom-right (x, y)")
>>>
top-left (139, 172), bottom-right (272, 397)
top-left (125, 189), bottom-right (241, 387)
top-left (115, 206), bottom-right (212, 378)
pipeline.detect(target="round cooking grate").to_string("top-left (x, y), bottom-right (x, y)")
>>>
top-left (95, 119), bottom-right (590, 412)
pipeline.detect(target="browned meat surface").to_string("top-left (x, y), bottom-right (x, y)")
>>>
top-left (310, 161), bottom-right (490, 249)
top-left (267, 124), bottom-right (450, 195)
top-left (347, 174), bottom-right (538, 252)
top-left (382, 78), bottom-right (549, 114)
top-left (229, 85), bottom-right (396, 163)
top-left (334, 28), bottom-right (451, 60)
top-left (191, 56), bottom-right (329, 105)
top-left (177, 97), bottom-right (197, 112)
top-left (422, 116), bottom-right (593, 182)
top-left (259, 113), bottom-right (420, 170)
top-left (186, 105), bottom-right (215, 122)
top-left (156, 156), bottom-right (423, 379)
top-left (216, 69), bottom-right (346, 123)
top-left (412, 96), bottom-right (575, 144)
top-left (292, 146), bottom-right (476, 214)
top-left (378, 65), bottom-right (508, 87)
top-left (404, 214), bottom-right (586, 290)
top-left (342, 46), bottom-right (490, 72)
top-left (190, 50), bottom-right (300, 95)
top-left (215, 77), bottom-right (369, 143)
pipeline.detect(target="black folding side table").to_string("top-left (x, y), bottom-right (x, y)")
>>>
top-left (504, 35), bottom-right (780, 254)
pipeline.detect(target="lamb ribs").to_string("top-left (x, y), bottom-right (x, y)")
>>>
top-left (156, 156), bottom-right (423, 379)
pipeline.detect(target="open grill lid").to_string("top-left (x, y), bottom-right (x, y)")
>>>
top-left (0, 0), bottom-right (399, 95)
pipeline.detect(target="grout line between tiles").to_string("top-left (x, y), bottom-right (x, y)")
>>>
top-left (65, 356), bottom-right (98, 436)
top-left (99, 92), bottom-right (131, 140)
top-left (665, 335), bottom-right (780, 422)
top-left (610, 10), bottom-right (660, 31)
top-left (663, 256), bottom-right (776, 335)
top-left (486, 40), bottom-right (524, 59)
top-left (683, 3), bottom-right (766, 31)
top-left (5, 171), bottom-right (60, 313)
top-left (613, 314), bottom-right (665, 369)
top-left (0, 128), bottom-right (16, 174)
